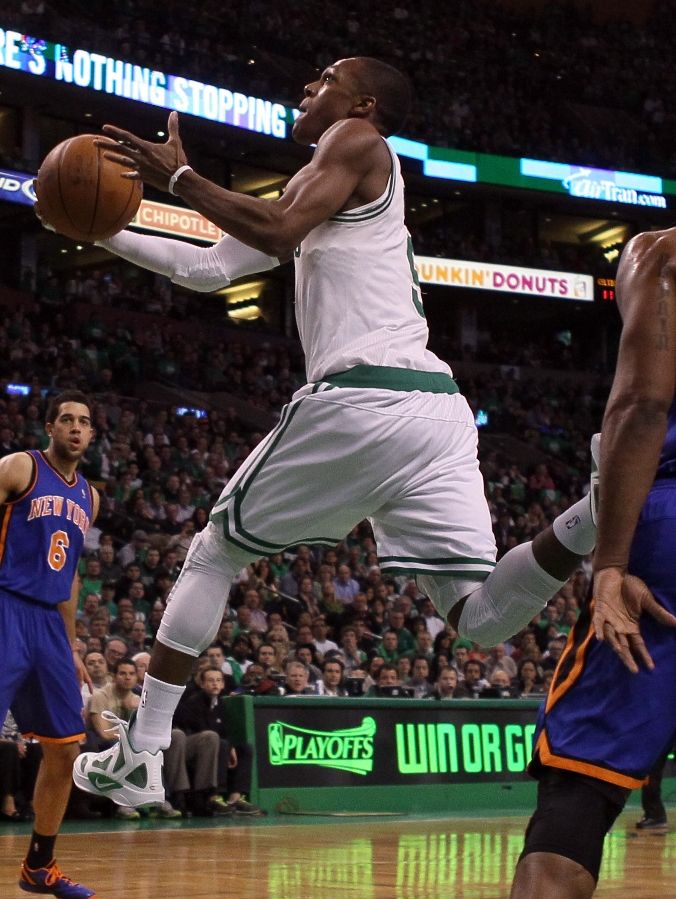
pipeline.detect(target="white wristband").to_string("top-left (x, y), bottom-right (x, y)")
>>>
top-left (168, 164), bottom-right (193, 195)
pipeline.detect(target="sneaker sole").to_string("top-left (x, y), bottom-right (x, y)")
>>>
top-left (73, 766), bottom-right (164, 808)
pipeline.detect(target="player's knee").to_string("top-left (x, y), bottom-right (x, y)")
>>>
top-left (42, 740), bottom-right (79, 769)
top-left (520, 768), bottom-right (628, 883)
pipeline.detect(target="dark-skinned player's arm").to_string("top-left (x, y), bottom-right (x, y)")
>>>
top-left (592, 230), bottom-right (676, 672)
top-left (97, 112), bottom-right (380, 258)
top-left (58, 487), bottom-right (99, 693)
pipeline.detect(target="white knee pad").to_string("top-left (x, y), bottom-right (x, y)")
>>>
top-left (157, 522), bottom-right (253, 656)
top-left (458, 542), bottom-right (565, 646)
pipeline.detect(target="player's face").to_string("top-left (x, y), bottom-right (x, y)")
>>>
top-left (46, 402), bottom-right (93, 461)
top-left (293, 58), bottom-right (364, 145)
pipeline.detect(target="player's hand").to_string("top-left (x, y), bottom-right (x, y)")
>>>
top-left (592, 567), bottom-right (676, 673)
top-left (33, 201), bottom-right (56, 232)
top-left (96, 111), bottom-right (189, 192)
top-left (73, 648), bottom-right (94, 694)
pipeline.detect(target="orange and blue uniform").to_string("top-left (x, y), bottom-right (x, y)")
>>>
top-left (0, 450), bottom-right (92, 742)
top-left (532, 405), bottom-right (676, 789)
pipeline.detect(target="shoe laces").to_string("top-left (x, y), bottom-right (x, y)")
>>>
top-left (101, 710), bottom-right (128, 736)
top-left (42, 863), bottom-right (76, 887)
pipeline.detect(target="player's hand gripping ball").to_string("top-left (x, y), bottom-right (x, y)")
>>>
top-left (34, 134), bottom-right (142, 242)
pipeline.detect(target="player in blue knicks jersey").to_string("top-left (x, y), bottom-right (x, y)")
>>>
top-left (511, 232), bottom-right (676, 898)
top-left (0, 390), bottom-right (99, 899)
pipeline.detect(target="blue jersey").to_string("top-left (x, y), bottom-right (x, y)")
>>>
top-left (532, 408), bottom-right (676, 789)
top-left (656, 397), bottom-right (676, 477)
top-left (0, 450), bottom-right (92, 605)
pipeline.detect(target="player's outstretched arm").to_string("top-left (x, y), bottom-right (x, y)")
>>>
top-left (96, 230), bottom-right (281, 293)
top-left (97, 112), bottom-right (381, 257)
top-left (593, 229), bottom-right (676, 668)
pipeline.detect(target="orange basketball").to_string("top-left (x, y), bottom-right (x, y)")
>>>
top-left (35, 134), bottom-right (142, 242)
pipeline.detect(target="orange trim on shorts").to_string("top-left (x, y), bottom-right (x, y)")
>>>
top-left (21, 731), bottom-right (85, 745)
top-left (0, 505), bottom-right (13, 566)
top-left (545, 620), bottom-right (596, 713)
top-left (535, 729), bottom-right (646, 790)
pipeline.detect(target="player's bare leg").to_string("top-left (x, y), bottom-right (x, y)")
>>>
top-left (146, 641), bottom-right (194, 686)
top-left (32, 742), bottom-right (79, 835)
top-left (20, 741), bottom-right (96, 898)
top-left (510, 853), bottom-right (595, 899)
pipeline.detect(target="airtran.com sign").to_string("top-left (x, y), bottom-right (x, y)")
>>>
top-left (258, 704), bottom-right (538, 788)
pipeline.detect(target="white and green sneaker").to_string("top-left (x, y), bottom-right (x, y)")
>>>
top-left (590, 433), bottom-right (601, 526)
top-left (73, 711), bottom-right (165, 807)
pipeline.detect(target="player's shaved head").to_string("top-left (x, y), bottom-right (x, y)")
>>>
top-left (351, 57), bottom-right (412, 136)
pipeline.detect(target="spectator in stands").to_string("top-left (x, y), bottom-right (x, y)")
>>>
top-left (172, 667), bottom-right (263, 816)
top-left (380, 629), bottom-right (403, 665)
top-left (333, 564), bottom-right (361, 605)
top-left (311, 615), bottom-right (339, 658)
top-left (85, 657), bottom-right (141, 820)
top-left (283, 660), bottom-right (313, 696)
top-left (132, 651), bottom-right (151, 692)
top-left (241, 588), bottom-right (268, 633)
top-left (255, 642), bottom-right (276, 673)
top-left (463, 660), bottom-right (491, 697)
top-left (340, 626), bottom-right (367, 673)
top-left (318, 657), bottom-right (346, 696)
top-left (489, 669), bottom-right (515, 697)
top-left (102, 636), bottom-right (129, 671)
top-left (294, 644), bottom-right (322, 685)
top-left (432, 667), bottom-right (465, 700)
top-left (409, 656), bottom-right (433, 698)
top-left (485, 643), bottom-right (518, 681)
top-left (367, 663), bottom-right (401, 696)
top-left (541, 634), bottom-right (567, 672)
top-left (118, 529), bottom-right (150, 567)
top-left (450, 639), bottom-right (473, 680)
top-left (225, 635), bottom-right (253, 686)
top-left (516, 659), bottom-right (545, 696)
top-left (81, 651), bottom-right (110, 704)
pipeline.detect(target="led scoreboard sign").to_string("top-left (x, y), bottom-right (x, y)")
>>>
top-left (2, 23), bottom-right (674, 206)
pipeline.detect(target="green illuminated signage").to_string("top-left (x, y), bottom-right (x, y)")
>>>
top-left (4, 22), bottom-right (676, 207)
top-left (268, 717), bottom-right (376, 775)
top-left (396, 722), bottom-right (536, 775)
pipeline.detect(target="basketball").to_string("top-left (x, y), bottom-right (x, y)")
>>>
top-left (34, 134), bottom-right (142, 242)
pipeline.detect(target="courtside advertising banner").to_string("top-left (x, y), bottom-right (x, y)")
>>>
top-left (415, 256), bottom-right (594, 302)
top-left (254, 700), bottom-right (538, 788)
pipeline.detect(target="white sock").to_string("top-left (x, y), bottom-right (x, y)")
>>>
top-left (131, 674), bottom-right (185, 753)
top-left (552, 494), bottom-right (596, 556)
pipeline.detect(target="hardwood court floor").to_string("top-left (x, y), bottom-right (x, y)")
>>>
top-left (0, 809), bottom-right (674, 898)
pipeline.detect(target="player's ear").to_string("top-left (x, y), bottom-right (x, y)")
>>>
top-left (351, 94), bottom-right (376, 119)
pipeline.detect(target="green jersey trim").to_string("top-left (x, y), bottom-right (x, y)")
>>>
top-left (323, 365), bottom-right (459, 395)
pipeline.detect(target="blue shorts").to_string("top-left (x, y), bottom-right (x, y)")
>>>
top-left (533, 480), bottom-right (676, 789)
top-left (0, 589), bottom-right (85, 743)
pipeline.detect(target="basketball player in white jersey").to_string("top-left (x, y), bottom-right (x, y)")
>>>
top-left (38, 57), bottom-right (601, 806)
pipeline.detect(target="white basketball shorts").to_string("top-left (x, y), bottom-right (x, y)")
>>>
top-left (209, 377), bottom-right (497, 592)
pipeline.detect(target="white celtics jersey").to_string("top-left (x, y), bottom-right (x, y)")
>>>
top-left (294, 139), bottom-right (453, 384)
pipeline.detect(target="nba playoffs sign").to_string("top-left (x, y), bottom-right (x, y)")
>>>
top-left (256, 701), bottom-right (537, 787)
top-left (415, 256), bottom-right (594, 302)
